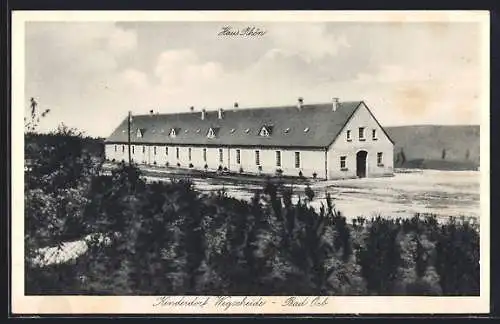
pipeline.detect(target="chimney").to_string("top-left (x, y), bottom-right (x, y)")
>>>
top-left (201, 109), bottom-right (206, 120)
top-left (234, 102), bottom-right (239, 109)
top-left (297, 97), bottom-right (304, 110)
top-left (190, 106), bottom-right (194, 112)
top-left (218, 108), bottom-right (224, 119)
top-left (332, 97), bottom-right (340, 112)
top-left (149, 109), bottom-right (154, 116)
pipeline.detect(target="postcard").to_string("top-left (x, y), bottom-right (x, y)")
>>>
top-left (11, 10), bottom-right (490, 315)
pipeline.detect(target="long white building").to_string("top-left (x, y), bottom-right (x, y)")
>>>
top-left (105, 98), bottom-right (394, 180)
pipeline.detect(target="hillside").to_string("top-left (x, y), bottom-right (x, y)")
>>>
top-left (385, 125), bottom-right (480, 171)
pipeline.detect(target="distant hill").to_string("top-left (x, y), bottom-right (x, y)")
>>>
top-left (385, 125), bottom-right (480, 171)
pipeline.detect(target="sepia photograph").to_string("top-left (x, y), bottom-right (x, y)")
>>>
top-left (11, 10), bottom-right (490, 314)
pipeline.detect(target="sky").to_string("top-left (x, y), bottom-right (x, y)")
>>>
top-left (24, 20), bottom-right (484, 137)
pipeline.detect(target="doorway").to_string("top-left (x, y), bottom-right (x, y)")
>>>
top-left (356, 150), bottom-right (368, 178)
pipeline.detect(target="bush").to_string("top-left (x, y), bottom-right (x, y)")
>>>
top-left (312, 172), bottom-right (317, 179)
top-left (239, 167), bottom-right (244, 173)
top-left (25, 132), bottom-right (480, 296)
top-left (189, 163), bottom-right (194, 168)
top-left (176, 162), bottom-right (181, 167)
top-left (298, 170), bottom-right (303, 178)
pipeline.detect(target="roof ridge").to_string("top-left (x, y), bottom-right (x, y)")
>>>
top-left (130, 101), bottom-right (362, 117)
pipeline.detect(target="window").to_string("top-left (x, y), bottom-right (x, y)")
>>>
top-left (207, 128), bottom-right (216, 139)
top-left (377, 152), bottom-right (383, 165)
top-left (255, 150), bottom-right (260, 166)
top-left (359, 127), bottom-right (365, 140)
top-left (137, 129), bottom-right (143, 138)
top-left (169, 128), bottom-right (177, 138)
top-left (219, 148), bottom-right (223, 163)
top-left (276, 151), bottom-right (281, 167)
top-left (236, 149), bottom-right (241, 164)
top-left (203, 148), bottom-right (207, 162)
top-left (153, 146), bottom-right (157, 155)
top-left (176, 147), bottom-right (180, 159)
top-left (188, 148), bottom-right (192, 161)
top-left (346, 130), bottom-right (352, 141)
top-left (295, 152), bottom-right (300, 168)
top-left (340, 156), bottom-right (347, 170)
top-left (372, 129), bottom-right (378, 140)
top-left (122, 145), bottom-right (125, 153)
top-left (165, 147), bottom-right (168, 155)
top-left (114, 145), bottom-right (117, 152)
top-left (132, 146), bottom-right (135, 154)
top-left (142, 146), bottom-right (146, 153)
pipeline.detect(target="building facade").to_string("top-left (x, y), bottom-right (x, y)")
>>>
top-left (105, 99), bottom-right (394, 180)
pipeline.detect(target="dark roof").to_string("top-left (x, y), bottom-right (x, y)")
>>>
top-left (105, 101), bottom-right (366, 149)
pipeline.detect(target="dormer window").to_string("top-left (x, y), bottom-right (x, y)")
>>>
top-left (259, 126), bottom-right (270, 137)
top-left (196, 129), bottom-right (201, 133)
top-left (304, 127), bottom-right (310, 133)
top-left (207, 127), bottom-right (217, 139)
top-left (169, 128), bottom-right (177, 138)
top-left (137, 128), bottom-right (144, 138)
top-left (284, 128), bottom-right (290, 134)
top-left (184, 129), bottom-right (189, 133)
top-left (230, 128), bottom-right (235, 133)
top-left (245, 128), bottom-right (250, 134)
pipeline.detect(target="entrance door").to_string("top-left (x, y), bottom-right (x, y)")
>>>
top-left (356, 150), bottom-right (368, 178)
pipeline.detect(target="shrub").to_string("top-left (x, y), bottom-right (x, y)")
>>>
top-left (217, 165), bottom-right (223, 172)
top-left (204, 164), bottom-right (208, 170)
top-left (258, 166), bottom-right (263, 172)
top-left (176, 162), bottom-right (181, 167)
top-left (304, 185), bottom-right (315, 202)
top-left (312, 172), bottom-right (317, 179)
top-left (223, 167), bottom-right (228, 172)
top-left (298, 170), bottom-right (303, 178)
top-left (166, 162), bottom-right (169, 167)
top-left (189, 163), bottom-right (194, 168)
top-left (24, 131), bottom-right (480, 297)
top-left (239, 167), bottom-right (244, 173)
top-left (275, 168), bottom-right (283, 176)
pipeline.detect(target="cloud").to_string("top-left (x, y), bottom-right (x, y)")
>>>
top-left (154, 49), bottom-right (224, 92)
top-left (267, 24), bottom-right (351, 61)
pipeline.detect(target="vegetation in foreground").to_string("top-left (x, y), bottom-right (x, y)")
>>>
top-left (25, 129), bottom-right (480, 296)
